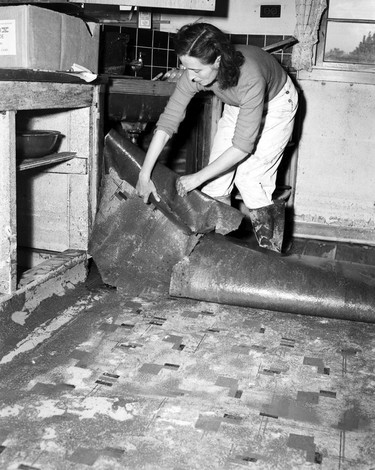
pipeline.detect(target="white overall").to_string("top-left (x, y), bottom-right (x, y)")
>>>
top-left (201, 75), bottom-right (299, 209)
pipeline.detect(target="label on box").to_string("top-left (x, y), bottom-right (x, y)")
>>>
top-left (0, 20), bottom-right (16, 55)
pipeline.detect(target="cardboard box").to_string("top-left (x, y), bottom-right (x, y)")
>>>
top-left (0, 5), bottom-right (100, 72)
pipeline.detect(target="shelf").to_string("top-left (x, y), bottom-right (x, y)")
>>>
top-left (0, 79), bottom-right (104, 305)
top-left (0, 68), bottom-right (107, 85)
top-left (17, 152), bottom-right (76, 171)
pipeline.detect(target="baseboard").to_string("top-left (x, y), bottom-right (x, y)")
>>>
top-left (292, 221), bottom-right (375, 246)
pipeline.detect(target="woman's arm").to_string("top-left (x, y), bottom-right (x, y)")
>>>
top-left (136, 72), bottom-right (199, 203)
top-left (136, 129), bottom-right (170, 203)
top-left (177, 145), bottom-right (248, 196)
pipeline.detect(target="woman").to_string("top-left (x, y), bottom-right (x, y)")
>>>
top-left (136, 22), bottom-right (298, 252)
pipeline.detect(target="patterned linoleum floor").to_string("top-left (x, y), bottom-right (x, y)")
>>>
top-left (1, 278), bottom-right (375, 470)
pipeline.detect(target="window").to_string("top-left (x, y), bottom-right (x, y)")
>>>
top-left (317, 0), bottom-right (375, 69)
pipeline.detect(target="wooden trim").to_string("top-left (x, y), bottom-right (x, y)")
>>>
top-left (0, 111), bottom-right (17, 294)
top-left (77, 0), bottom-right (216, 10)
top-left (0, 82), bottom-right (94, 111)
top-left (297, 68), bottom-right (375, 85)
top-left (42, 157), bottom-right (88, 175)
top-left (293, 221), bottom-right (375, 246)
top-left (17, 152), bottom-right (76, 171)
top-left (0, 69), bottom-right (101, 84)
top-left (88, 85), bottom-right (105, 230)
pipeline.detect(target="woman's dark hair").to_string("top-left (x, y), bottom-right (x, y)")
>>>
top-left (173, 22), bottom-right (244, 89)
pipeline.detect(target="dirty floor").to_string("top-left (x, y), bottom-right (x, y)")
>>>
top-left (1, 238), bottom-right (375, 470)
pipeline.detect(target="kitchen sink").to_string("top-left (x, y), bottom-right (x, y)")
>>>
top-left (107, 77), bottom-right (177, 123)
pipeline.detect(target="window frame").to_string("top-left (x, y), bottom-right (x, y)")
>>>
top-left (315, 2), bottom-right (375, 72)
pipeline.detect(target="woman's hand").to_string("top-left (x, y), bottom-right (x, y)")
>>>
top-left (135, 129), bottom-right (170, 203)
top-left (176, 173), bottom-right (202, 197)
top-left (136, 174), bottom-right (160, 204)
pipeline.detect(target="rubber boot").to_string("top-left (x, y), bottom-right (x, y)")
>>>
top-left (248, 200), bottom-right (285, 253)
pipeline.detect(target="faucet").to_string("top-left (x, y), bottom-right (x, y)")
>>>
top-left (129, 52), bottom-right (143, 77)
top-left (121, 121), bottom-right (147, 145)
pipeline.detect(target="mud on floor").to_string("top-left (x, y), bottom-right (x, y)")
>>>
top-left (0, 286), bottom-right (375, 469)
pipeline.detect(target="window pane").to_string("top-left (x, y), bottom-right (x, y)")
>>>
top-left (329, 0), bottom-right (375, 20)
top-left (324, 22), bottom-right (375, 64)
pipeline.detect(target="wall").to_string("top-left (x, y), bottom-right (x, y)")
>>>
top-left (160, 0), bottom-right (296, 34)
top-left (100, 0), bottom-right (297, 80)
top-left (292, 71), bottom-right (375, 245)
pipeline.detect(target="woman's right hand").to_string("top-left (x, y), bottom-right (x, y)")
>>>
top-left (136, 174), bottom-right (160, 204)
top-left (135, 129), bottom-right (170, 203)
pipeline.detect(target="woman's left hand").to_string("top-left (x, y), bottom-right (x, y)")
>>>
top-left (176, 174), bottom-right (201, 197)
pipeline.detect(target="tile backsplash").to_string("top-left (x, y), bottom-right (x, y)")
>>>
top-left (100, 25), bottom-right (294, 79)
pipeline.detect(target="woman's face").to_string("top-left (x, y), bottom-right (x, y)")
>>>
top-left (179, 54), bottom-right (220, 87)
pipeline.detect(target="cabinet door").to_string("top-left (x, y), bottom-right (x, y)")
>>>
top-left (80, 0), bottom-right (216, 10)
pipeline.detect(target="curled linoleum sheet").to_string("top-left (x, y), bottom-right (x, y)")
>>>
top-left (104, 129), bottom-right (244, 236)
top-left (91, 130), bottom-right (375, 322)
top-left (170, 233), bottom-right (375, 323)
top-left (89, 171), bottom-right (201, 294)
top-left (90, 129), bottom-right (242, 294)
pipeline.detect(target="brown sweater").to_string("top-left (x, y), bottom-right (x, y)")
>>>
top-left (156, 45), bottom-right (287, 154)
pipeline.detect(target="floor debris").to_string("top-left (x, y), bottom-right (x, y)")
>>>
top-left (1, 284), bottom-right (375, 469)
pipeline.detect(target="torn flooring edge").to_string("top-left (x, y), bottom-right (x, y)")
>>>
top-left (89, 168), bottom-right (203, 295)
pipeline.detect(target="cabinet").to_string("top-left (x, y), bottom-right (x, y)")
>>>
top-left (0, 72), bottom-right (104, 313)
